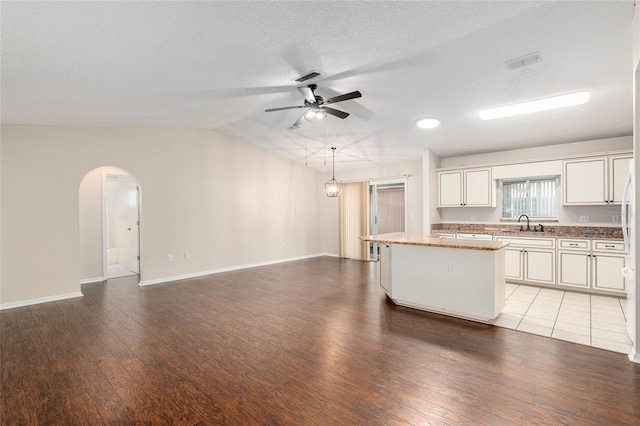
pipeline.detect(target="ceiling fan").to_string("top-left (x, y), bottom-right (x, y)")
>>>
top-left (265, 84), bottom-right (362, 129)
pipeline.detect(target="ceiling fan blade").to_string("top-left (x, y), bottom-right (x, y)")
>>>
top-left (291, 112), bottom-right (307, 128)
top-left (324, 107), bottom-right (349, 119)
top-left (324, 91), bottom-right (362, 105)
top-left (265, 105), bottom-right (306, 113)
top-left (298, 86), bottom-right (316, 103)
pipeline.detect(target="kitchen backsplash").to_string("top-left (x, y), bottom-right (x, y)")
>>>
top-left (431, 223), bottom-right (623, 239)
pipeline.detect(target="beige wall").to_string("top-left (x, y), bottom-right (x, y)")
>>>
top-left (1, 124), bottom-right (328, 307)
top-left (78, 167), bottom-right (104, 280)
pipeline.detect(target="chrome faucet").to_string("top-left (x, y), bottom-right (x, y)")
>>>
top-left (518, 214), bottom-right (531, 231)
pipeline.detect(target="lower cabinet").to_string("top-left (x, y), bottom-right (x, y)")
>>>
top-left (557, 239), bottom-right (627, 294)
top-left (496, 236), bottom-right (556, 286)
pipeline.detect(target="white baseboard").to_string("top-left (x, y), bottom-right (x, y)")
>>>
top-left (139, 253), bottom-right (331, 286)
top-left (630, 352), bottom-right (640, 364)
top-left (80, 277), bottom-right (105, 284)
top-left (0, 291), bottom-right (84, 310)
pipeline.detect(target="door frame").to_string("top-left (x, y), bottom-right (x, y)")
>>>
top-left (102, 170), bottom-right (142, 281)
top-left (369, 177), bottom-right (408, 260)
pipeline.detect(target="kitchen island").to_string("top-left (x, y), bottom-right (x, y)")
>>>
top-left (361, 232), bottom-right (509, 322)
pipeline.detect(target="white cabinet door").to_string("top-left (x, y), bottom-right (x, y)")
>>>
top-left (380, 244), bottom-right (391, 295)
top-left (437, 171), bottom-right (462, 207)
top-left (437, 168), bottom-right (491, 207)
top-left (464, 168), bottom-right (492, 207)
top-left (558, 251), bottom-right (590, 288)
top-left (563, 157), bottom-right (607, 205)
top-left (592, 254), bottom-right (626, 292)
top-left (504, 248), bottom-right (523, 281)
top-left (524, 249), bottom-right (556, 284)
top-left (610, 155), bottom-right (633, 204)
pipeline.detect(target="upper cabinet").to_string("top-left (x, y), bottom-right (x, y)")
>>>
top-left (437, 167), bottom-right (492, 207)
top-left (563, 153), bottom-right (632, 206)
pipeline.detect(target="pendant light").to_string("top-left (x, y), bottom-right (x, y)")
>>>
top-left (325, 147), bottom-right (339, 197)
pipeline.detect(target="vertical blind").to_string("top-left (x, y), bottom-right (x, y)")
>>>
top-left (339, 181), bottom-right (371, 260)
top-left (376, 187), bottom-right (405, 234)
top-left (502, 177), bottom-right (557, 218)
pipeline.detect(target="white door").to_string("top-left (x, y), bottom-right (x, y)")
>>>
top-left (437, 171), bottom-right (462, 207)
top-left (504, 248), bottom-right (524, 281)
top-left (464, 169), bottom-right (491, 206)
top-left (524, 249), bottom-right (556, 284)
top-left (592, 254), bottom-right (626, 292)
top-left (558, 251), bottom-right (590, 288)
top-left (105, 173), bottom-right (139, 278)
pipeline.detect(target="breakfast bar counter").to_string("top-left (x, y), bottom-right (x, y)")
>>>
top-left (361, 232), bottom-right (509, 322)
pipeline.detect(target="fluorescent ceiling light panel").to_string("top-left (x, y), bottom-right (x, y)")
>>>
top-left (479, 91), bottom-right (590, 120)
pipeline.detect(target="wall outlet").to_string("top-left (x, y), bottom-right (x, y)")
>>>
top-left (167, 254), bottom-right (173, 262)
top-left (579, 215), bottom-right (589, 223)
top-left (612, 215), bottom-right (620, 223)
top-left (184, 252), bottom-right (190, 260)
top-left (470, 215), bottom-right (476, 221)
top-left (445, 264), bottom-right (452, 273)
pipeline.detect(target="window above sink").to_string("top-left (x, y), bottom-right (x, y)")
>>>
top-left (501, 176), bottom-right (559, 220)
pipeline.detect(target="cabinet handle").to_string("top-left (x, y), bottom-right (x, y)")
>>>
top-left (569, 243), bottom-right (578, 246)
top-left (604, 245), bottom-right (615, 248)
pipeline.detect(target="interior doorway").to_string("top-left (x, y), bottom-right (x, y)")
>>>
top-left (79, 167), bottom-right (141, 284)
top-left (105, 172), bottom-right (140, 278)
top-left (369, 179), bottom-right (407, 260)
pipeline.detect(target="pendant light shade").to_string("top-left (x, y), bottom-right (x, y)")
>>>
top-left (325, 147), bottom-right (339, 197)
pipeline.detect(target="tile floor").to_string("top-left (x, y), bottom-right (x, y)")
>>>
top-left (490, 284), bottom-right (633, 354)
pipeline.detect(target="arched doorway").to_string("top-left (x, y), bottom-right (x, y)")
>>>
top-left (79, 167), bottom-right (141, 283)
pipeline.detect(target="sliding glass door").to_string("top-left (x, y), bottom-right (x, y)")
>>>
top-left (369, 179), bottom-right (407, 260)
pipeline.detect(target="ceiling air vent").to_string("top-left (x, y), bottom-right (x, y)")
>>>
top-left (506, 51), bottom-right (541, 71)
top-left (294, 71), bottom-right (321, 82)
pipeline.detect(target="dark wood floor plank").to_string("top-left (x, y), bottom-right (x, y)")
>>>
top-left (3, 257), bottom-right (640, 425)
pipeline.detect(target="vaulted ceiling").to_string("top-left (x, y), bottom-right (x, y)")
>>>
top-left (1, 1), bottom-right (634, 172)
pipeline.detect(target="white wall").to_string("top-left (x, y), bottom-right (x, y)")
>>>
top-left (434, 136), bottom-right (633, 226)
top-left (1, 124), bottom-right (327, 307)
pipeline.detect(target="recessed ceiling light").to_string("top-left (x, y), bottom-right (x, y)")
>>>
top-left (416, 118), bottom-right (441, 129)
top-left (479, 91), bottom-right (590, 120)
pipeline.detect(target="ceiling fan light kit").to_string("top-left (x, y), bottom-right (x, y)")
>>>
top-left (265, 84), bottom-right (362, 129)
top-left (479, 91), bottom-right (590, 120)
top-left (304, 108), bottom-right (327, 122)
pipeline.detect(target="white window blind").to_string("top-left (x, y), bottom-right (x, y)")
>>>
top-left (376, 187), bottom-right (405, 234)
top-left (502, 177), bottom-right (558, 219)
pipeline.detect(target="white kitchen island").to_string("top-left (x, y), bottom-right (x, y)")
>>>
top-left (361, 232), bottom-right (509, 322)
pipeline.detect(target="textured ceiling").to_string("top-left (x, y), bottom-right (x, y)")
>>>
top-left (1, 1), bottom-right (635, 173)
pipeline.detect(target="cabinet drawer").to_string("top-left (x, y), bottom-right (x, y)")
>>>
top-left (593, 240), bottom-right (626, 253)
top-left (558, 239), bottom-right (590, 251)
top-left (495, 236), bottom-right (556, 249)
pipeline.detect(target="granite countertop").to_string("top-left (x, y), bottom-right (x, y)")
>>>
top-left (431, 223), bottom-right (623, 240)
top-left (361, 232), bottom-right (510, 251)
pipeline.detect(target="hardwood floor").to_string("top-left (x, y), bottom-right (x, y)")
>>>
top-left (2, 256), bottom-right (639, 425)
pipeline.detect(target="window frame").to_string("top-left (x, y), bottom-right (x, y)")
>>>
top-left (500, 176), bottom-right (559, 220)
